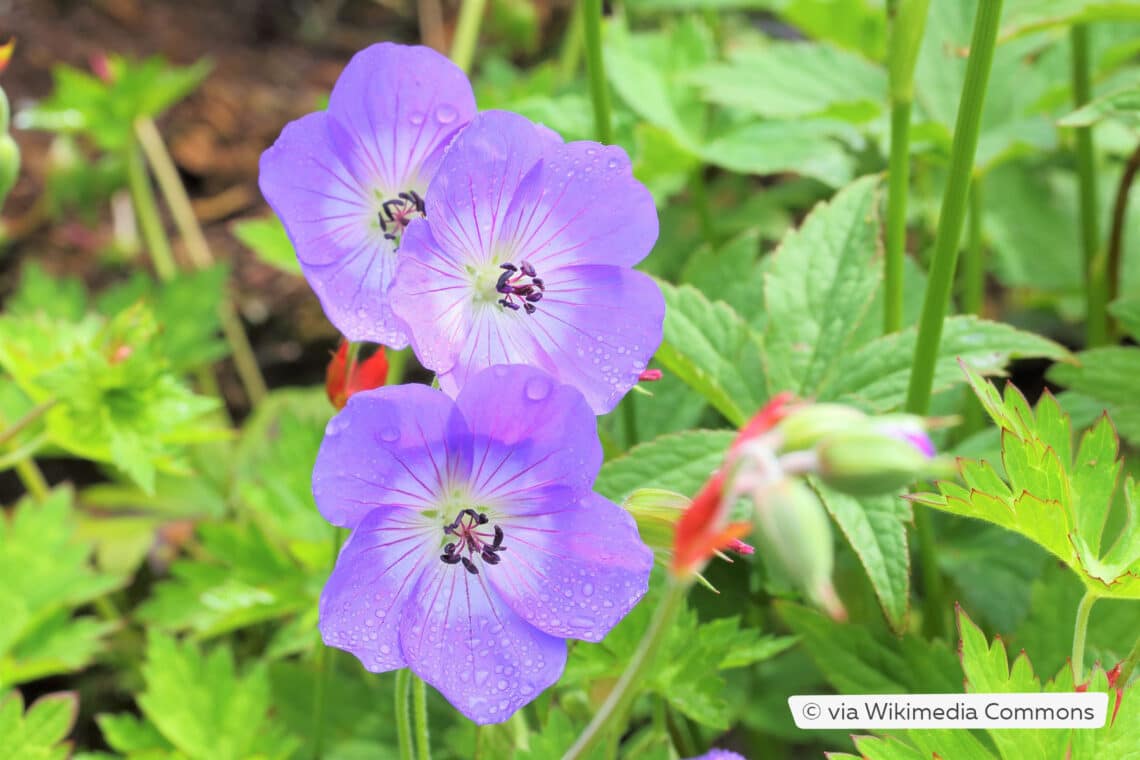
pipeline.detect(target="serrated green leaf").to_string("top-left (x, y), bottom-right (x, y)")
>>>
top-left (762, 175), bottom-right (881, 396)
top-left (96, 712), bottom-right (172, 755)
top-left (129, 633), bottom-right (299, 760)
top-left (595, 429), bottom-right (735, 502)
top-left (0, 488), bottom-right (124, 688)
top-left (0, 691), bottom-right (77, 760)
top-left (1000, 0), bottom-right (1140, 40)
top-left (822, 315), bottom-right (1071, 412)
top-left (699, 119), bottom-right (861, 187)
top-left (655, 283), bottom-right (766, 426)
top-left (914, 363), bottom-right (1140, 599)
top-left (1048, 347), bottom-right (1140, 446)
top-left (812, 485), bottom-right (911, 634)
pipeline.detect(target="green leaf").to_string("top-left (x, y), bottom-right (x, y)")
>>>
top-left (812, 485), bottom-right (911, 634)
top-left (1059, 82), bottom-right (1140, 129)
top-left (1000, 0), bottom-right (1140, 39)
top-left (687, 41), bottom-right (886, 121)
top-left (230, 215), bottom-right (301, 276)
top-left (596, 429), bottom-right (735, 501)
top-left (679, 229), bottom-right (766, 323)
top-left (1110, 296), bottom-right (1140, 341)
top-left (761, 175), bottom-right (881, 396)
top-left (126, 633), bottom-right (299, 760)
top-left (0, 691), bottom-right (78, 760)
top-left (913, 362), bottom-right (1140, 599)
top-left (821, 315), bottom-right (1072, 412)
top-left (0, 488), bottom-right (124, 688)
top-left (699, 119), bottom-right (861, 187)
top-left (1049, 347), bottom-right (1140, 446)
top-left (655, 282), bottom-right (767, 426)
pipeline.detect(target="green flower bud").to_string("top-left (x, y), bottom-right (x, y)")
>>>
top-left (623, 487), bottom-right (691, 555)
top-left (0, 87), bottom-right (9, 134)
top-left (0, 134), bottom-right (19, 208)
top-left (816, 431), bottom-right (949, 496)
top-left (751, 479), bottom-right (845, 621)
top-left (777, 403), bottom-right (868, 452)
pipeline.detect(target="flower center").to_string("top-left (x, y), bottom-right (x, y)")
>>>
top-left (495, 261), bottom-right (545, 315)
top-left (439, 508), bottom-right (507, 575)
top-left (376, 190), bottom-right (426, 246)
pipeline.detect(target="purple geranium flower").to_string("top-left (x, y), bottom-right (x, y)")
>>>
top-left (314, 364), bottom-right (653, 723)
top-left (259, 43), bottom-right (475, 347)
top-left (389, 110), bottom-right (664, 414)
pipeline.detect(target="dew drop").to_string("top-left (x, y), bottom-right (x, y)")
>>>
top-left (409, 111), bottom-right (426, 126)
top-left (378, 426), bottom-right (400, 443)
top-left (435, 104), bottom-right (459, 124)
top-left (524, 376), bottom-right (552, 401)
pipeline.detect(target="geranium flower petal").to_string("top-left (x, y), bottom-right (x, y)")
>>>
top-left (422, 110), bottom-right (546, 264)
top-left (258, 111), bottom-right (406, 345)
top-left (489, 492), bottom-right (653, 643)
top-left (313, 384), bottom-right (471, 529)
top-left (326, 43), bottom-right (476, 194)
top-left (498, 140), bottom-right (658, 269)
top-left (399, 562), bottom-right (567, 725)
top-left (531, 264), bottom-right (666, 413)
top-left (453, 365), bottom-right (603, 504)
top-left (319, 506), bottom-right (436, 672)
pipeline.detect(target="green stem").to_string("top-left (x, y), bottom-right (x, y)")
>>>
top-left (558, 0), bottom-right (584, 84)
top-left (904, 0), bottom-right (1003, 639)
top-left (904, 0), bottom-right (1004, 415)
top-left (690, 167), bottom-right (716, 246)
top-left (395, 669), bottom-right (414, 760)
top-left (135, 117), bottom-right (269, 405)
top-left (413, 674), bottom-right (431, 760)
top-left (450, 0), bottom-right (488, 74)
top-left (0, 400), bottom-right (56, 448)
top-left (1107, 142), bottom-right (1140, 321)
top-left (563, 580), bottom-right (688, 760)
top-left (883, 0), bottom-right (932, 333)
top-left (14, 458), bottom-right (50, 502)
top-left (386, 347), bottom-right (412, 387)
top-left (125, 142), bottom-right (178, 282)
top-left (583, 0), bottom-right (613, 144)
top-left (1070, 25), bottom-right (1108, 348)
top-left (1115, 634), bottom-right (1140, 688)
top-left (1072, 591), bottom-right (1098, 683)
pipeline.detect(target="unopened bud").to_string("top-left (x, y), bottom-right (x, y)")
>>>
top-left (816, 431), bottom-right (949, 496)
top-left (870, 414), bottom-right (937, 458)
top-left (777, 403), bottom-right (867, 453)
top-left (0, 134), bottom-right (17, 206)
top-left (751, 479), bottom-right (845, 621)
top-left (624, 487), bottom-right (691, 554)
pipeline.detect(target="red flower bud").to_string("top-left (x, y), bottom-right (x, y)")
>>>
top-left (638, 369), bottom-right (663, 382)
top-left (326, 340), bottom-right (388, 410)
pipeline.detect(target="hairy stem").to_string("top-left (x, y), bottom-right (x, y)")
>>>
top-left (583, 0), bottom-right (613, 144)
top-left (1072, 591), bottom-right (1098, 683)
top-left (413, 674), bottom-right (431, 760)
top-left (396, 669), bottom-right (414, 760)
top-left (1107, 142), bottom-right (1140, 318)
top-left (450, 0), bottom-right (488, 74)
top-left (564, 580), bottom-right (688, 760)
top-left (884, 0), bottom-right (932, 333)
top-left (135, 117), bottom-right (268, 405)
top-left (1070, 25), bottom-right (1108, 348)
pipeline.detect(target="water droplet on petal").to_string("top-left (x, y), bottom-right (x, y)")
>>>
top-left (378, 426), bottom-right (400, 442)
top-left (524, 376), bottom-right (551, 401)
top-left (409, 111), bottom-right (426, 126)
top-left (435, 104), bottom-right (459, 124)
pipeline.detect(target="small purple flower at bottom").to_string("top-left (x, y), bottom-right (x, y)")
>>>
top-left (685, 751), bottom-right (747, 760)
top-left (390, 110), bottom-right (664, 414)
top-left (259, 43), bottom-right (475, 347)
top-left (314, 365), bottom-right (653, 724)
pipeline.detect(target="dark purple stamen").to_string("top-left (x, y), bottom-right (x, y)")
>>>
top-left (495, 260), bottom-right (546, 315)
top-left (376, 190), bottom-right (427, 242)
top-left (439, 509), bottom-right (506, 572)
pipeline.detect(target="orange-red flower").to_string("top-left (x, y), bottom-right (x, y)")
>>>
top-left (671, 392), bottom-right (797, 577)
top-left (325, 340), bottom-right (389, 410)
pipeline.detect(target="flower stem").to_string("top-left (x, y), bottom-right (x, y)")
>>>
top-left (413, 674), bottom-right (431, 760)
top-left (884, 0), bottom-right (932, 334)
top-left (1069, 25), bottom-right (1108, 348)
top-left (905, 0), bottom-right (1003, 641)
top-left (0, 399), bottom-right (56, 448)
top-left (0, 409), bottom-right (51, 503)
top-left (395, 669), bottom-right (414, 760)
top-left (125, 142), bottom-right (178, 283)
top-left (558, 0), bottom-right (584, 84)
top-left (1107, 142), bottom-right (1140, 320)
top-left (960, 177), bottom-right (986, 436)
top-left (450, 0), bottom-right (487, 74)
top-left (904, 0), bottom-right (1004, 416)
top-left (1072, 590), bottom-right (1098, 683)
top-left (583, 0), bottom-right (613, 144)
top-left (564, 580), bottom-right (688, 760)
top-left (134, 117), bottom-right (269, 406)
top-left (386, 347), bottom-right (412, 386)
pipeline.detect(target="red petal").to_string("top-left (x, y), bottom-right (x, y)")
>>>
top-left (325, 341), bottom-right (350, 410)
